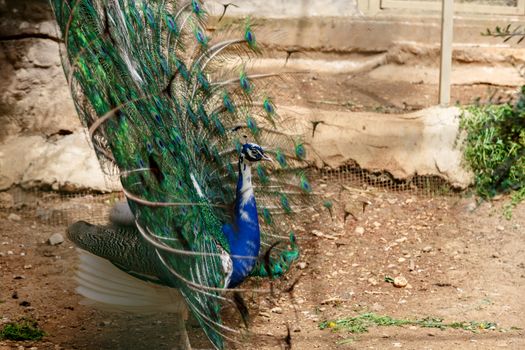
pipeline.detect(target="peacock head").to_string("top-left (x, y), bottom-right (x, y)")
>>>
top-left (241, 143), bottom-right (273, 163)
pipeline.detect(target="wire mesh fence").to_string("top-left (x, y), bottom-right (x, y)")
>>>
top-left (318, 160), bottom-right (457, 196)
top-left (1, 162), bottom-right (460, 228)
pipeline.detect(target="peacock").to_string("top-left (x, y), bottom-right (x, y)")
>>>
top-left (50, 0), bottom-right (316, 349)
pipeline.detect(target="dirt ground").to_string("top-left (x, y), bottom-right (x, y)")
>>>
top-left (272, 69), bottom-right (520, 114)
top-left (1, 66), bottom-right (524, 349)
top-left (1, 181), bottom-right (524, 350)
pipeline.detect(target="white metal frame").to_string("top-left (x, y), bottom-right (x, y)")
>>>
top-left (439, 0), bottom-right (454, 106)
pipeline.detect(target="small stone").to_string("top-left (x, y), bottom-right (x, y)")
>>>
top-left (408, 260), bottom-right (415, 271)
top-left (465, 201), bottom-right (477, 212)
top-left (395, 237), bottom-right (407, 243)
top-left (298, 262), bottom-right (307, 270)
top-left (373, 221), bottom-right (381, 228)
top-left (23, 264), bottom-right (32, 269)
top-left (398, 257), bottom-right (406, 263)
top-left (7, 250), bottom-right (14, 255)
top-left (393, 276), bottom-right (408, 288)
top-left (8, 213), bottom-right (21, 221)
top-left (270, 307), bottom-right (283, 314)
top-left (48, 233), bottom-right (65, 246)
top-left (0, 192), bottom-right (14, 209)
top-left (496, 225), bottom-right (504, 232)
top-left (99, 321), bottom-right (111, 326)
top-left (258, 311), bottom-right (270, 318)
top-left (355, 226), bottom-right (365, 234)
top-left (368, 277), bottom-right (378, 286)
top-left (422, 246), bottom-right (432, 253)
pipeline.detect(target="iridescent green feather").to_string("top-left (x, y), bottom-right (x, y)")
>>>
top-left (51, 0), bottom-right (316, 348)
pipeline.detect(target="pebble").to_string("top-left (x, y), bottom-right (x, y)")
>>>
top-left (408, 260), bottom-right (415, 271)
top-left (270, 307), bottom-right (283, 314)
top-left (48, 233), bottom-right (65, 246)
top-left (368, 277), bottom-right (378, 286)
top-left (298, 262), bottom-right (307, 270)
top-left (355, 226), bottom-right (365, 234)
top-left (24, 264), bottom-right (32, 269)
top-left (398, 257), bottom-right (406, 263)
top-left (465, 201), bottom-right (477, 212)
top-left (8, 213), bottom-right (21, 221)
top-left (496, 225), bottom-right (504, 232)
top-left (0, 192), bottom-right (14, 209)
top-left (393, 276), bottom-right (408, 288)
top-left (422, 246), bottom-right (433, 253)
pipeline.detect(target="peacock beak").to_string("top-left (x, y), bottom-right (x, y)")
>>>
top-left (262, 154), bottom-right (274, 163)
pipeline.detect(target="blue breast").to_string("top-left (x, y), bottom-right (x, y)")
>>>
top-left (221, 164), bottom-right (261, 288)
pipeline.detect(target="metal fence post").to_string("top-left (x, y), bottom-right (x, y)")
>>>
top-left (439, 0), bottom-right (454, 107)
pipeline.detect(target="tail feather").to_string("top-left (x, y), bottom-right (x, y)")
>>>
top-left (75, 250), bottom-right (186, 314)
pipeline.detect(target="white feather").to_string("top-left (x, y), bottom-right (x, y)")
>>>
top-left (75, 250), bottom-right (187, 315)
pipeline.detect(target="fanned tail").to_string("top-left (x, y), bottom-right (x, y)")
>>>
top-left (51, 1), bottom-right (317, 348)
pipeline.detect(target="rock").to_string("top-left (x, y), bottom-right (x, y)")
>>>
top-left (393, 276), bottom-right (408, 288)
top-left (395, 237), bottom-right (407, 243)
top-left (0, 132), bottom-right (121, 192)
top-left (422, 246), bottom-right (432, 253)
top-left (355, 226), bottom-right (365, 234)
top-left (298, 262), bottom-right (307, 270)
top-left (0, 192), bottom-right (14, 209)
top-left (48, 233), bottom-right (64, 246)
top-left (311, 230), bottom-right (337, 240)
top-left (36, 208), bottom-right (53, 221)
top-left (408, 259), bottom-right (415, 271)
top-left (464, 201), bottom-right (477, 212)
top-left (270, 307), bottom-right (283, 314)
top-left (8, 213), bottom-right (21, 221)
top-left (368, 277), bottom-right (378, 286)
top-left (398, 257), bottom-right (406, 263)
top-left (496, 225), bottom-right (504, 232)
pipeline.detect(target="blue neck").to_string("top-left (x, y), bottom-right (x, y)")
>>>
top-left (222, 156), bottom-right (261, 287)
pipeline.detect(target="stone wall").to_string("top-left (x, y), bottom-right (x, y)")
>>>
top-left (0, 0), bottom-right (498, 192)
top-left (0, 0), bottom-right (81, 142)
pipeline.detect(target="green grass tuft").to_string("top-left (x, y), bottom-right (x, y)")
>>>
top-left (319, 313), bottom-right (498, 334)
top-left (0, 318), bottom-right (45, 341)
top-left (460, 92), bottom-right (525, 217)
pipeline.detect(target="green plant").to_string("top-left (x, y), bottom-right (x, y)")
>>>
top-left (319, 312), bottom-right (499, 334)
top-left (460, 90), bottom-right (525, 215)
top-left (0, 318), bottom-right (45, 341)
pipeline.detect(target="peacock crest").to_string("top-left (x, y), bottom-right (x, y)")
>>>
top-left (51, 0), bottom-right (316, 348)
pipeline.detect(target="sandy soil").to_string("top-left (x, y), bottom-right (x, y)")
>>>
top-left (1, 182), bottom-right (524, 350)
top-left (1, 64), bottom-right (524, 349)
